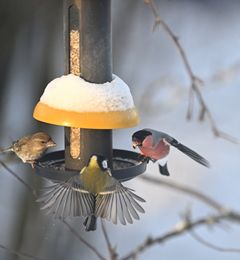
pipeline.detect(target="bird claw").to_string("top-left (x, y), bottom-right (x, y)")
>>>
top-left (26, 160), bottom-right (36, 168)
top-left (138, 154), bottom-right (151, 163)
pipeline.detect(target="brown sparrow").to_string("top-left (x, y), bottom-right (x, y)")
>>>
top-left (0, 132), bottom-right (56, 167)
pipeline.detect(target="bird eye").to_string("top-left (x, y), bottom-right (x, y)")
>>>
top-left (102, 160), bottom-right (108, 169)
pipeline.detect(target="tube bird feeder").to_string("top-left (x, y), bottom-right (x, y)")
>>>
top-left (33, 0), bottom-right (146, 181)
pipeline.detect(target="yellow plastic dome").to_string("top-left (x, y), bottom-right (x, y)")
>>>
top-left (33, 74), bottom-right (139, 129)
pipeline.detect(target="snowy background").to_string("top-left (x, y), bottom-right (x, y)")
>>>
top-left (0, 0), bottom-right (240, 259)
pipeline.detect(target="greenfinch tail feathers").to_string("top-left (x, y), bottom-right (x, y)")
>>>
top-left (83, 215), bottom-right (97, 231)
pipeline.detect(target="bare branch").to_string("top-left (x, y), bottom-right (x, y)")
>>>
top-left (144, 0), bottom-right (239, 144)
top-left (190, 84), bottom-right (240, 144)
top-left (119, 175), bottom-right (240, 258)
top-left (149, 2), bottom-right (194, 78)
top-left (62, 219), bottom-right (106, 260)
top-left (190, 230), bottom-right (240, 253)
top-left (120, 212), bottom-right (237, 260)
top-left (141, 175), bottom-right (240, 222)
top-left (0, 243), bottom-right (45, 260)
top-left (0, 160), bottom-right (37, 197)
top-left (101, 220), bottom-right (118, 260)
top-left (140, 175), bottom-right (224, 211)
top-left (0, 159), bottom-right (105, 260)
top-left (187, 87), bottom-right (195, 120)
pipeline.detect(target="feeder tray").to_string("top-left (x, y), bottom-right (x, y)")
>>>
top-left (35, 149), bottom-right (147, 182)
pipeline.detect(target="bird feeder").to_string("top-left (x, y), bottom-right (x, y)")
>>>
top-left (33, 0), bottom-right (147, 181)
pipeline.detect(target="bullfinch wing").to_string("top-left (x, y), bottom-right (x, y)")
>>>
top-left (95, 176), bottom-right (145, 225)
top-left (164, 135), bottom-right (210, 167)
top-left (37, 176), bottom-right (95, 219)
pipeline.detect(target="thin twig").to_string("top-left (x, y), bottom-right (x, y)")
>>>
top-left (144, 0), bottom-right (239, 144)
top-left (0, 160), bottom-right (105, 260)
top-left (190, 230), bottom-right (240, 253)
top-left (140, 175), bottom-right (224, 211)
top-left (146, 0), bottom-right (195, 78)
top-left (120, 212), bottom-right (236, 260)
top-left (0, 160), bottom-right (37, 197)
top-left (141, 175), bottom-right (240, 222)
top-left (0, 243), bottom-right (45, 260)
top-left (62, 219), bottom-right (106, 260)
top-left (187, 87), bottom-right (194, 120)
top-left (101, 220), bottom-right (117, 260)
top-left (120, 174), bottom-right (240, 258)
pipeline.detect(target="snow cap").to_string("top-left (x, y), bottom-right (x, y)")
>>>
top-left (33, 74), bottom-right (139, 129)
top-left (40, 74), bottom-right (134, 112)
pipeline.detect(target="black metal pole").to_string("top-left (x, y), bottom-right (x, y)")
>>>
top-left (80, 0), bottom-right (112, 83)
top-left (80, 0), bottom-right (113, 168)
top-left (64, 0), bottom-right (113, 171)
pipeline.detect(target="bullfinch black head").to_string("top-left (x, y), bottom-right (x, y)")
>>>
top-left (132, 130), bottom-right (152, 148)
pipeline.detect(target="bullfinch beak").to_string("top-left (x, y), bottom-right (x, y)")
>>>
top-left (132, 142), bottom-right (138, 149)
top-left (132, 138), bottom-right (142, 149)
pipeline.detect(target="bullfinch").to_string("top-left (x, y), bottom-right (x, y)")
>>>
top-left (132, 128), bottom-right (210, 176)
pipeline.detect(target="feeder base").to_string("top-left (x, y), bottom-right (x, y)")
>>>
top-left (35, 149), bottom-right (147, 182)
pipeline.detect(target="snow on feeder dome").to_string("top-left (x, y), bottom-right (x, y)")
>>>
top-left (33, 74), bottom-right (139, 129)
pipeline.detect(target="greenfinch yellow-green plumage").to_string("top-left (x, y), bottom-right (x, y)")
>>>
top-left (38, 155), bottom-right (145, 231)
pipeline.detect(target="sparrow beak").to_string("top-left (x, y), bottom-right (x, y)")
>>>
top-left (47, 140), bottom-right (56, 147)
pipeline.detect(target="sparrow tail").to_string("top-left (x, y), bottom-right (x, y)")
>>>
top-left (0, 147), bottom-right (13, 153)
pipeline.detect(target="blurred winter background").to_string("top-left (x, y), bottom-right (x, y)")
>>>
top-left (0, 0), bottom-right (240, 259)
